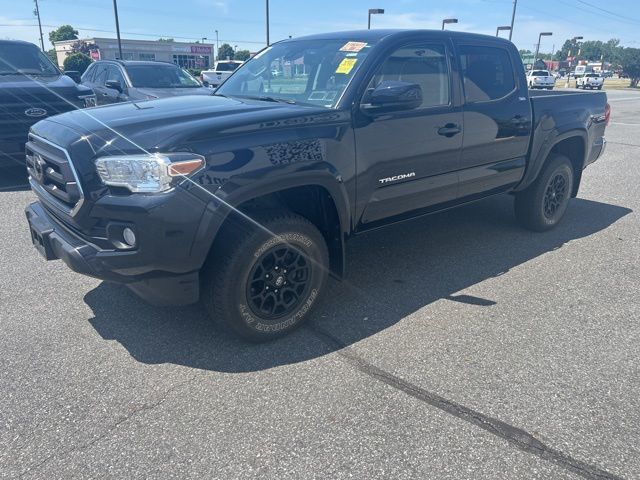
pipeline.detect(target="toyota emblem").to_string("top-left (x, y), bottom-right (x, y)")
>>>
top-left (32, 154), bottom-right (46, 182)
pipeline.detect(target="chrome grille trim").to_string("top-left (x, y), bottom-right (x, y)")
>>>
top-left (27, 133), bottom-right (85, 217)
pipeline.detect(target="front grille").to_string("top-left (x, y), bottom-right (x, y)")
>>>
top-left (0, 95), bottom-right (76, 144)
top-left (26, 134), bottom-right (84, 216)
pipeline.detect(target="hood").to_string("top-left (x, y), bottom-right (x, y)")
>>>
top-left (33, 95), bottom-right (330, 156)
top-left (0, 73), bottom-right (92, 99)
top-left (133, 86), bottom-right (213, 99)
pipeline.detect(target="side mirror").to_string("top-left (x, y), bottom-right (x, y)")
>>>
top-left (362, 80), bottom-right (423, 113)
top-left (105, 79), bottom-right (123, 93)
top-left (64, 70), bottom-right (81, 83)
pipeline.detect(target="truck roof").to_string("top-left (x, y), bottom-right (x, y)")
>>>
top-left (281, 29), bottom-right (512, 45)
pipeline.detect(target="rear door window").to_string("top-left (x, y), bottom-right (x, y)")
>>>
top-left (458, 45), bottom-right (516, 102)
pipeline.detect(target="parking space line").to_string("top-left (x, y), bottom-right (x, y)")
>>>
top-left (308, 324), bottom-right (623, 480)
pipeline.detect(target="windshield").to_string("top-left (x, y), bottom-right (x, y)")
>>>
top-left (215, 62), bottom-right (241, 72)
top-left (586, 73), bottom-right (599, 78)
top-left (217, 38), bottom-right (378, 108)
top-left (532, 71), bottom-right (549, 76)
top-left (0, 44), bottom-right (59, 75)
top-left (125, 64), bottom-right (201, 88)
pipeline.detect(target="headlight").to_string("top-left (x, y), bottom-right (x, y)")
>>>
top-left (95, 153), bottom-right (204, 193)
top-left (79, 94), bottom-right (97, 108)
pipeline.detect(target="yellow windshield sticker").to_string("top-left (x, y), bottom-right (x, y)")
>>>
top-left (340, 41), bottom-right (367, 53)
top-left (336, 58), bottom-right (357, 75)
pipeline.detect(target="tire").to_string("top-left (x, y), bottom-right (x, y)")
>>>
top-left (202, 211), bottom-right (329, 342)
top-left (514, 154), bottom-right (574, 232)
top-left (597, 86), bottom-right (602, 90)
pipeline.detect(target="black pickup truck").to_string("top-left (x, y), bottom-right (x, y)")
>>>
top-left (24, 30), bottom-right (609, 341)
top-left (0, 40), bottom-right (96, 168)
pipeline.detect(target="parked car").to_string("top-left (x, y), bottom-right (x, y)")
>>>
top-left (201, 60), bottom-right (244, 88)
top-left (25, 30), bottom-right (609, 342)
top-left (0, 40), bottom-right (95, 167)
top-left (576, 73), bottom-right (604, 90)
top-left (80, 60), bottom-right (212, 105)
top-left (527, 69), bottom-right (555, 89)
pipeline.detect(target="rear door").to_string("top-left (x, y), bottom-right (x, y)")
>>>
top-left (455, 42), bottom-right (531, 199)
top-left (354, 38), bottom-right (463, 227)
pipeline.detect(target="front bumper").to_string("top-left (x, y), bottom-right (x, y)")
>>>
top-left (25, 201), bottom-right (201, 306)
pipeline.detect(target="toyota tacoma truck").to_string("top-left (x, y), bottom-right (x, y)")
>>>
top-left (0, 40), bottom-right (96, 168)
top-left (24, 30), bottom-right (609, 341)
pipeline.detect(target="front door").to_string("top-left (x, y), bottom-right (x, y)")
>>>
top-left (354, 40), bottom-right (463, 227)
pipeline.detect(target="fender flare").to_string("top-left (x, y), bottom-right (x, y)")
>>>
top-left (515, 128), bottom-right (588, 192)
top-left (189, 165), bottom-right (351, 273)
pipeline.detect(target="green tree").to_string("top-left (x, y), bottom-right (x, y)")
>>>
top-left (48, 25), bottom-right (78, 44)
top-left (46, 48), bottom-right (58, 66)
top-left (621, 48), bottom-right (640, 87)
top-left (234, 49), bottom-right (251, 61)
top-left (158, 38), bottom-right (175, 43)
top-left (63, 52), bottom-right (92, 74)
top-left (217, 43), bottom-right (235, 60)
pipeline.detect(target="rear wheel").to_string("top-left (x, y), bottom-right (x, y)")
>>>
top-left (514, 154), bottom-right (574, 232)
top-left (202, 211), bottom-right (329, 342)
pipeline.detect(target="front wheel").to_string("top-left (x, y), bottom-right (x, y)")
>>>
top-left (514, 154), bottom-right (574, 232)
top-left (202, 211), bottom-right (329, 342)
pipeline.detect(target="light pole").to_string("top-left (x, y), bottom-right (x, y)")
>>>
top-left (368, 9), bottom-right (384, 29)
top-left (442, 18), bottom-right (458, 30)
top-left (533, 32), bottom-right (552, 66)
top-left (112, 0), bottom-right (123, 60)
top-left (215, 30), bottom-right (219, 61)
top-left (496, 26), bottom-right (511, 37)
top-left (33, 0), bottom-right (45, 51)
top-left (266, 0), bottom-right (270, 46)
top-left (509, 0), bottom-right (518, 41)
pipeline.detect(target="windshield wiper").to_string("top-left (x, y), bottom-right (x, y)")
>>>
top-left (241, 95), bottom-right (297, 105)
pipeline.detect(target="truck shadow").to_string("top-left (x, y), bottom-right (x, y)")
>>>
top-left (85, 195), bottom-right (631, 372)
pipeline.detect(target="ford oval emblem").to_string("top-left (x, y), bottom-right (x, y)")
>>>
top-left (25, 107), bottom-right (48, 118)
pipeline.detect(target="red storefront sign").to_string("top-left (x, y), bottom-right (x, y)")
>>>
top-left (190, 46), bottom-right (212, 54)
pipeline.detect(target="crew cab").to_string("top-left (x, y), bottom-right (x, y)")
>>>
top-left (201, 60), bottom-right (244, 88)
top-left (0, 40), bottom-right (95, 167)
top-left (24, 30), bottom-right (609, 341)
top-left (527, 69), bottom-right (555, 89)
top-left (576, 73), bottom-right (604, 90)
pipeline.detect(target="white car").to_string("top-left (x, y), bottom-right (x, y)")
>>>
top-left (527, 70), bottom-right (555, 90)
top-left (576, 73), bottom-right (604, 90)
top-left (201, 60), bottom-right (244, 88)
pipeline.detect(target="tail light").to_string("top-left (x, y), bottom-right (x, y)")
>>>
top-left (605, 103), bottom-right (611, 127)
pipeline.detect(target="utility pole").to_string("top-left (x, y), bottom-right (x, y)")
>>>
top-left (509, 0), bottom-right (518, 41)
top-left (112, 0), bottom-right (123, 60)
top-left (266, 0), bottom-right (270, 46)
top-left (215, 30), bottom-right (219, 61)
top-left (33, 0), bottom-right (45, 51)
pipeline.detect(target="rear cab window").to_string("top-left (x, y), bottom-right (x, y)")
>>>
top-left (458, 45), bottom-right (516, 103)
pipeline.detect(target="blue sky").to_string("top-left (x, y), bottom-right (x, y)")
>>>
top-left (1, 0), bottom-right (639, 53)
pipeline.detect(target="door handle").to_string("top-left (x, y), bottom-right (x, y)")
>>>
top-left (510, 115), bottom-right (529, 126)
top-left (101, 93), bottom-right (109, 96)
top-left (437, 123), bottom-right (461, 137)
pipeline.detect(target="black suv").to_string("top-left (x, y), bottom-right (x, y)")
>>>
top-left (80, 60), bottom-right (212, 105)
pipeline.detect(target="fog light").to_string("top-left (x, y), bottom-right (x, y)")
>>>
top-left (122, 227), bottom-right (136, 247)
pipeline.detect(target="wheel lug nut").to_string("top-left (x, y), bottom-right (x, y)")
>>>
top-left (275, 289), bottom-right (279, 293)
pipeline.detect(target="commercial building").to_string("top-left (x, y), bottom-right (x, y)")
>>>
top-left (54, 38), bottom-right (214, 70)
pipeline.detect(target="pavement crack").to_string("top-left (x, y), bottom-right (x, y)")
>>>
top-left (16, 372), bottom-right (200, 479)
top-left (307, 324), bottom-right (623, 480)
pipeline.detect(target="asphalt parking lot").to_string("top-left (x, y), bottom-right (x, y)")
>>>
top-left (1, 89), bottom-right (639, 479)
